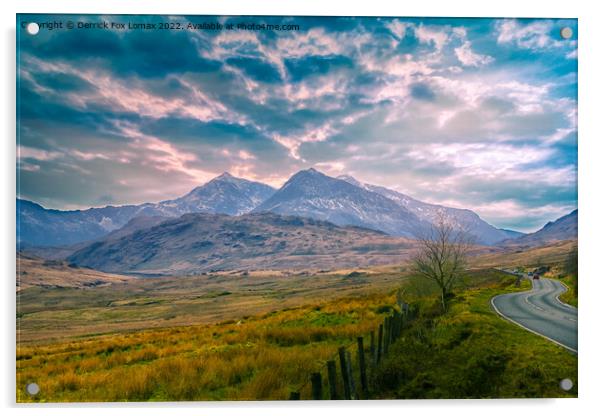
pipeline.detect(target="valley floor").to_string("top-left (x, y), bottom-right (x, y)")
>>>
top-left (17, 267), bottom-right (402, 343)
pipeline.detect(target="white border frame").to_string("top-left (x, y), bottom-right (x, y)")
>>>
top-left (3, 1), bottom-right (600, 415)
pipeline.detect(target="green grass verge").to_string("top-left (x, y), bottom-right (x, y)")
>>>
top-left (557, 275), bottom-right (578, 307)
top-left (372, 273), bottom-right (577, 398)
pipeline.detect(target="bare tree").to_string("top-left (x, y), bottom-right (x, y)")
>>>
top-left (411, 214), bottom-right (474, 311)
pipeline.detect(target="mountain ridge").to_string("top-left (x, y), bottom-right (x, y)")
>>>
top-left (18, 174), bottom-right (275, 246)
top-left (253, 169), bottom-right (430, 238)
top-left (336, 174), bottom-right (524, 244)
top-left (503, 209), bottom-right (577, 247)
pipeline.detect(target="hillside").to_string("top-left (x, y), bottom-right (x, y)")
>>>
top-left (67, 212), bottom-right (417, 275)
top-left (503, 210), bottom-right (577, 247)
top-left (17, 254), bottom-right (132, 291)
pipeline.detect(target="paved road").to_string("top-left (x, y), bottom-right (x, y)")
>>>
top-left (491, 276), bottom-right (577, 353)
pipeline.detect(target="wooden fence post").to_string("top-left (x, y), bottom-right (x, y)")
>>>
top-left (399, 309), bottom-right (405, 332)
top-left (311, 372), bottom-right (323, 400)
top-left (370, 330), bottom-right (376, 368)
top-left (403, 303), bottom-right (410, 319)
top-left (289, 391), bottom-right (300, 400)
top-left (393, 310), bottom-right (401, 340)
top-left (383, 316), bottom-right (391, 356)
top-left (357, 336), bottom-right (368, 396)
top-left (326, 360), bottom-right (338, 400)
top-left (345, 350), bottom-right (357, 399)
top-left (338, 347), bottom-right (352, 400)
top-left (377, 323), bottom-right (383, 364)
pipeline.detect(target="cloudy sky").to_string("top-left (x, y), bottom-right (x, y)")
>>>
top-left (17, 15), bottom-right (577, 232)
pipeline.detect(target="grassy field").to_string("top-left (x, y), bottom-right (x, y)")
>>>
top-left (17, 291), bottom-right (396, 402)
top-left (17, 268), bottom-right (402, 342)
top-left (469, 239), bottom-right (577, 269)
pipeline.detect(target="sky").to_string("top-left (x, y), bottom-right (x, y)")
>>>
top-left (17, 15), bottom-right (577, 232)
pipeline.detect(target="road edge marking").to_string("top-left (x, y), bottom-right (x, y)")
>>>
top-left (553, 279), bottom-right (577, 310)
top-left (524, 294), bottom-right (545, 311)
top-left (490, 293), bottom-right (577, 354)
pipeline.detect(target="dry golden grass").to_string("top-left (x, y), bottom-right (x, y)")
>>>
top-left (469, 240), bottom-right (576, 269)
top-left (17, 292), bottom-right (396, 402)
top-left (17, 254), bottom-right (132, 291)
top-left (17, 266), bottom-right (403, 342)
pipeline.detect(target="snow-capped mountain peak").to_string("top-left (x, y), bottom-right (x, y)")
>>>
top-left (18, 173), bottom-right (276, 246)
top-left (254, 168), bottom-right (428, 238)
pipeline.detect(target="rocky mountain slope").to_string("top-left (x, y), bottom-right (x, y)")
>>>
top-left (67, 212), bottom-right (416, 275)
top-left (337, 175), bottom-right (523, 244)
top-left (253, 169), bottom-right (430, 238)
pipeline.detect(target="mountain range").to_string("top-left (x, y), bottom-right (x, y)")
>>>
top-left (20, 168), bottom-right (570, 249)
top-left (17, 173), bottom-right (275, 246)
top-left (49, 208), bottom-right (578, 276)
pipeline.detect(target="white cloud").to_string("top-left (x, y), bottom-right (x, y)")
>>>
top-left (272, 123), bottom-right (338, 160)
top-left (25, 55), bottom-right (241, 125)
top-left (454, 41), bottom-right (494, 67)
top-left (385, 20), bottom-right (410, 40)
top-left (407, 143), bottom-right (555, 177)
top-left (566, 49), bottom-right (578, 59)
top-left (496, 19), bottom-right (576, 52)
top-left (414, 24), bottom-right (449, 51)
top-left (314, 161), bottom-right (346, 175)
top-left (18, 146), bottom-right (61, 161)
top-left (276, 28), bottom-right (344, 58)
top-left (113, 121), bottom-right (216, 185)
top-left (279, 74), bottom-right (348, 110)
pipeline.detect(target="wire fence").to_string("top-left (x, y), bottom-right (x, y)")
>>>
top-left (289, 300), bottom-right (416, 400)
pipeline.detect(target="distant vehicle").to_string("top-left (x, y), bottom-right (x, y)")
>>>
top-left (528, 272), bottom-right (533, 277)
top-left (533, 274), bottom-right (540, 280)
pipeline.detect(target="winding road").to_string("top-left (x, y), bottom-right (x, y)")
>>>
top-left (491, 276), bottom-right (577, 353)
